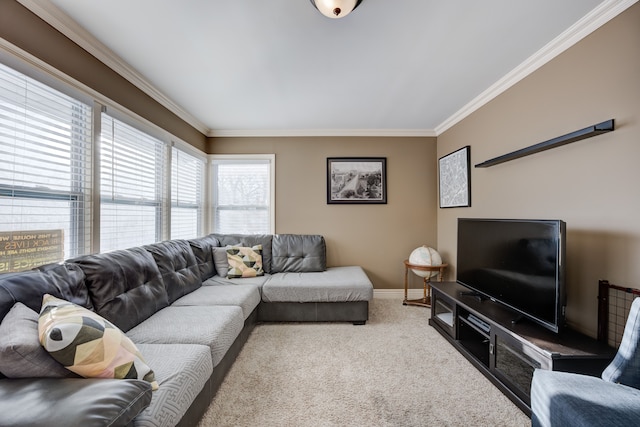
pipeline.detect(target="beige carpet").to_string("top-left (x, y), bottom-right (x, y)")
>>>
top-left (197, 298), bottom-right (530, 427)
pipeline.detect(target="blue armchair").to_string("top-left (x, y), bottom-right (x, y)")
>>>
top-left (531, 297), bottom-right (640, 426)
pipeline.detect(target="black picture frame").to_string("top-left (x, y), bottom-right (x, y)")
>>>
top-left (438, 146), bottom-right (471, 208)
top-left (327, 157), bottom-right (387, 204)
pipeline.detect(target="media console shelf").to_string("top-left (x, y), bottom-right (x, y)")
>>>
top-left (429, 281), bottom-right (615, 415)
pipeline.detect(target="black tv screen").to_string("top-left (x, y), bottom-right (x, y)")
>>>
top-left (456, 218), bottom-right (566, 333)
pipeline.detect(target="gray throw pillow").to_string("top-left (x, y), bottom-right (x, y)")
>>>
top-left (212, 245), bottom-right (235, 278)
top-left (0, 302), bottom-right (75, 378)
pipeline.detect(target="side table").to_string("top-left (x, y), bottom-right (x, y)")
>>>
top-left (403, 260), bottom-right (447, 307)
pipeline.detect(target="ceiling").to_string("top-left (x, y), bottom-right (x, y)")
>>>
top-left (19, 0), bottom-right (627, 137)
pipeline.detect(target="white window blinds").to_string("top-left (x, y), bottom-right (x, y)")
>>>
top-left (211, 157), bottom-right (274, 234)
top-left (0, 62), bottom-right (92, 270)
top-left (171, 145), bottom-right (204, 239)
top-left (0, 58), bottom-right (210, 266)
top-left (100, 113), bottom-right (166, 252)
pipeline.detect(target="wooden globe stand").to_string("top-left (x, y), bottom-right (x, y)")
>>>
top-left (403, 260), bottom-right (448, 307)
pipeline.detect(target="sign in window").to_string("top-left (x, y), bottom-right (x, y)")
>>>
top-left (0, 230), bottom-right (64, 273)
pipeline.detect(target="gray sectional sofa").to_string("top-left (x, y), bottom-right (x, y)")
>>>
top-left (0, 233), bottom-right (373, 427)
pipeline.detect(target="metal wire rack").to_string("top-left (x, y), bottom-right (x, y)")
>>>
top-left (598, 279), bottom-right (640, 348)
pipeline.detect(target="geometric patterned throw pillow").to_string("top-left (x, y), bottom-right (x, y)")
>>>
top-left (226, 245), bottom-right (264, 279)
top-left (38, 294), bottom-right (159, 390)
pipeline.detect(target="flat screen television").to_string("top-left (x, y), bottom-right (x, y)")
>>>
top-left (456, 218), bottom-right (566, 333)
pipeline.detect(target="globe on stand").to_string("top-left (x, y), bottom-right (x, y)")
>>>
top-left (408, 246), bottom-right (442, 279)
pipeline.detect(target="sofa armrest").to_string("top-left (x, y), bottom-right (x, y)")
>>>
top-left (531, 369), bottom-right (640, 427)
top-left (0, 378), bottom-right (152, 427)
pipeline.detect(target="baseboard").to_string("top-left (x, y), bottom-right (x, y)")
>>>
top-left (373, 289), bottom-right (426, 299)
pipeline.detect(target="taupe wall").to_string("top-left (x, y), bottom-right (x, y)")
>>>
top-left (209, 137), bottom-right (438, 290)
top-left (437, 3), bottom-right (640, 336)
top-left (0, 1), bottom-right (206, 151)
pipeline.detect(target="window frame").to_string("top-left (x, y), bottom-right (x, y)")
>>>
top-left (0, 57), bottom-right (94, 260)
top-left (209, 154), bottom-right (276, 235)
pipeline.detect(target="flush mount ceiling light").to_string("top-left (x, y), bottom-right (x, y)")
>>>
top-left (310, 0), bottom-right (363, 19)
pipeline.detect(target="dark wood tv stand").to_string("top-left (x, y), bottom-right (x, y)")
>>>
top-left (429, 281), bottom-right (615, 415)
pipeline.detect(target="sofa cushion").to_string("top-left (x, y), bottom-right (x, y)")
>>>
top-left (69, 247), bottom-right (169, 332)
top-left (214, 234), bottom-right (273, 274)
top-left (38, 294), bottom-right (158, 390)
top-left (173, 284), bottom-right (261, 320)
top-left (272, 234), bottom-right (326, 273)
top-left (0, 262), bottom-right (92, 322)
top-left (0, 302), bottom-right (75, 378)
top-left (126, 305), bottom-right (244, 367)
top-left (227, 245), bottom-right (264, 279)
top-left (262, 266), bottom-right (374, 303)
top-left (0, 378), bottom-right (152, 427)
top-left (134, 344), bottom-right (213, 427)
top-left (144, 240), bottom-right (202, 304)
top-left (188, 234), bottom-right (220, 280)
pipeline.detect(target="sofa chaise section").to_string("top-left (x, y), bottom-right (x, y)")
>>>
top-left (203, 234), bottom-right (373, 325)
top-left (260, 266), bottom-right (372, 324)
top-left (259, 234), bottom-right (373, 324)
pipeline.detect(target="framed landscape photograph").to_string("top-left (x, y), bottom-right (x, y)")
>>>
top-left (327, 157), bottom-right (387, 204)
top-left (439, 146), bottom-right (471, 208)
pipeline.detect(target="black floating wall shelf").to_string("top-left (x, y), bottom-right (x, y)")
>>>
top-left (475, 119), bottom-right (614, 168)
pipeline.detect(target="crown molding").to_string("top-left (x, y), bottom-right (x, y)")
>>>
top-left (435, 0), bottom-right (638, 136)
top-left (17, 0), bottom-right (210, 136)
top-left (208, 128), bottom-right (437, 138)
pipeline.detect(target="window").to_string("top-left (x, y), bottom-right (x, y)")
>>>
top-left (0, 53), bottom-right (207, 268)
top-left (99, 113), bottom-right (167, 252)
top-left (171, 145), bottom-right (205, 239)
top-left (0, 62), bottom-right (92, 271)
top-left (211, 155), bottom-right (275, 234)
